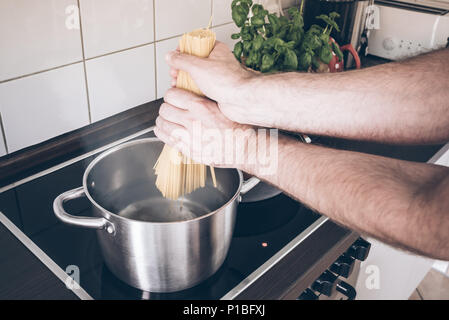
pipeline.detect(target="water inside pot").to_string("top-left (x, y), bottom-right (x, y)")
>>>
top-left (85, 139), bottom-right (240, 223)
top-left (95, 182), bottom-right (228, 222)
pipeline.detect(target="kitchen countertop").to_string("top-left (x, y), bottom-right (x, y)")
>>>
top-left (0, 54), bottom-right (446, 300)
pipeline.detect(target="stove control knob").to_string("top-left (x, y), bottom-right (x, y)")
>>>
top-left (311, 270), bottom-right (338, 297)
top-left (383, 37), bottom-right (396, 51)
top-left (297, 288), bottom-right (319, 300)
top-left (330, 254), bottom-right (355, 278)
top-left (346, 238), bottom-right (371, 261)
top-left (336, 280), bottom-right (357, 300)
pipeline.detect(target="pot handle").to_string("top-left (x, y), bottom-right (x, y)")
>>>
top-left (53, 187), bottom-right (115, 234)
top-left (240, 176), bottom-right (260, 195)
top-left (340, 43), bottom-right (361, 69)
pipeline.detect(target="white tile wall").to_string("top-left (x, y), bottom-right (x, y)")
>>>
top-left (0, 0), bottom-right (241, 156)
top-left (213, 0), bottom-right (233, 26)
top-left (155, 0), bottom-right (212, 40)
top-left (0, 63), bottom-right (89, 153)
top-left (86, 44), bottom-right (156, 122)
top-left (79, 0), bottom-right (154, 58)
top-left (281, 0), bottom-right (299, 9)
top-left (155, 37), bottom-right (181, 99)
top-left (0, 0), bottom-right (83, 81)
top-left (213, 23), bottom-right (240, 50)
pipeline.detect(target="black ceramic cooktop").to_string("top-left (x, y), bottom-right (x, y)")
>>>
top-left (0, 132), bottom-right (321, 300)
top-left (0, 127), bottom-right (442, 299)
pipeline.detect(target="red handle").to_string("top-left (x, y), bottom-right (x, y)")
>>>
top-left (340, 44), bottom-right (361, 69)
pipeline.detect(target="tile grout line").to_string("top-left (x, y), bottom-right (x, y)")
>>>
top-left (153, 0), bottom-right (158, 99)
top-left (0, 17), bottom-right (234, 86)
top-left (0, 61), bottom-right (84, 84)
top-left (0, 112), bottom-right (9, 154)
top-left (77, 0), bottom-right (92, 124)
top-left (85, 41), bottom-right (156, 61)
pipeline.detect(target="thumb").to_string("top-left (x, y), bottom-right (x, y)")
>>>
top-left (165, 51), bottom-right (207, 76)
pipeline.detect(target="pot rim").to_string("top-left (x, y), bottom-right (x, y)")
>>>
top-left (82, 137), bottom-right (244, 225)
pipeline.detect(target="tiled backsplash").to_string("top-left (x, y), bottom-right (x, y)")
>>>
top-left (0, 0), bottom-right (298, 155)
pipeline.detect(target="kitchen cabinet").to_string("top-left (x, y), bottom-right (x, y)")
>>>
top-left (356, 238), bottom-right (434, 300)
top-left (355, 143), bottom-right (449, 299)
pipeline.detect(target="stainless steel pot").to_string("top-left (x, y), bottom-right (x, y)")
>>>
top-left (53, 138), bottom-right (258, 292)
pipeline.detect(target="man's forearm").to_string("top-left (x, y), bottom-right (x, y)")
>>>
top-left (245, 135), bottom-right (449, 260)
top-left (245, 49), bottom-right (449, 144)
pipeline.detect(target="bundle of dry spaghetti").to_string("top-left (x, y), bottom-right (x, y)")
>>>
top-left (154, 28), bottom-right (217, 200)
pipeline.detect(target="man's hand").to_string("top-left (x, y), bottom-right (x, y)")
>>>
top-left (154, 88), bottom-right (256, 170)
top-left (166, 41), bottom-right (269, 126)
top-left (169, 45), bottom-right (449, 144)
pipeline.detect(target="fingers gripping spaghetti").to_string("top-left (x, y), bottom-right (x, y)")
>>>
top-left (154, 29), bottom-right (217, 200)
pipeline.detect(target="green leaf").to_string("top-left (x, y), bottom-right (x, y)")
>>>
top-left (261, 54), bottom-right (275, 72)
top-left (299, 52), bottom-right (312, 70)
top-left (283, 48), bottom-right (298, 70)
top-left (243, 40), bottom-right (252, 53)
top-left (241, 32), bottom-right (253, 41)
top-left (287, 7), bottom-right (299, 16)
top-left (233, 42), bottom-right (243, 61)
top-left (302, 33), bottom-right (321, 51)
top-left (289, 7), bottom-right (304, 29)
top-left (277, 24), bottom-right (289, 39)
top-left (254, 51), bottom-right (262, 68)
top-left (231, 33), bottom-right (241, 40)
top-left (268, 13), bottom-right (280, 34)
top-left (232, 5), bottom-right (248, 27)
top-left (320, 33), bottom-right (329, 43)
top-left (316, 14), bottom-right (332, 25)
top-left (287, 27), bottom-right (303, 44)
top-left (319, 44), bottom-right (333, 64)
top-left (328, 19), bottom-right (340, 33)
top-left (273, 38), bottom-right (286, 53)
top-left (252, 4), bottom-right (263, 16)
top-left (311, 55), bottom-right (321, 70)
top-left (308, 24), bottom-right (323, 35)
top-left (252, 34), bottom-right (264, 51)
top-left (251, 15), bottom-right (265, 27)
top-left (279, 16), bottom-right (289, 26)
top-left (264, 25), bottom-right (273, 37)
top-left (332, 41), bottom-right (344, 61)
top-left (246, 50), bottom-right (259, 67)
top-left (316, 14), bottom-right (340, 33)
top-left (329, 11), bottom-right (340, 20)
